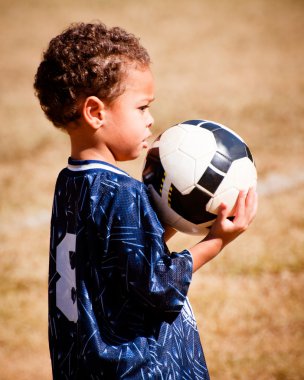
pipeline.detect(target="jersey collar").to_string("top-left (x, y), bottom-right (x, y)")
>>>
top-left (67, 158), bottom-right (129, 177)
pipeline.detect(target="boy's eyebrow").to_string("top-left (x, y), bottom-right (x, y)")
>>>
top-left (136, 96), bottom-right (155, 104)
top-left (137, 96), bottom-right (155, 104)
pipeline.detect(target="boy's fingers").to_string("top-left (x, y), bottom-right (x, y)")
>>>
top-left (233, 190), bottom-right (247, 218)
top-left (216, 202), bottom-right (229, 222)
top-left (235, 187), bottom-right (258, 224)
top-left (246, 187), bottom-right (258, 220)
top-left (216, 187), bottom-right (258, 227)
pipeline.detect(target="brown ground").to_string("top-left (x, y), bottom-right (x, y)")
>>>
top-left (0, 0), bottom-right (303, 379)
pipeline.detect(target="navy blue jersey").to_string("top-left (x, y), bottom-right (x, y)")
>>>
top-left (49, 158), bottom-right (209, 379)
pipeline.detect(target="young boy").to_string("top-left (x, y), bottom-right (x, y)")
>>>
top-left (34, 22), bottom-right (257, 379)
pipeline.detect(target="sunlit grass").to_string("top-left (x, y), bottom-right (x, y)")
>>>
top-left (190, 271), bottom-right (304, 380)
top-left (0, 0), bottom-right (304, 379)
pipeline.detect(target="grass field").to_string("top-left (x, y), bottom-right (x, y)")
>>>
top-left (0, 0), bottom-right (303, 379)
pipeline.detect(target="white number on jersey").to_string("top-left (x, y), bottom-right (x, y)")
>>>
top-left (56, 233), bottom-right (78, 322)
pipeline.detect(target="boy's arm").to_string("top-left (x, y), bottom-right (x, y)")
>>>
top-left (163, 224), bottom-right (177, 242)
top-left (189, 187), bottom-right (258, 272)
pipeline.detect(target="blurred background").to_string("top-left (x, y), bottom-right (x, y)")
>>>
top-left (0, 0), bottom-right (303, 379)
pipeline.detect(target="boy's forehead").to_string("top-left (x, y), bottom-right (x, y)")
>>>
top-left (125, 67), bottom-right (153, 81)
top-left (124, 67), bottom-right (154, 92)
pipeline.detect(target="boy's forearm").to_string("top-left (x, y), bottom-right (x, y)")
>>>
top-left (165, 188), bottom-right (258, 272)
top-left (189, 234), bottom-right (225, 272)
top-left (189, 188), bottom-right (258, 272)
top-left (163, 226), bottom-right (224, 272)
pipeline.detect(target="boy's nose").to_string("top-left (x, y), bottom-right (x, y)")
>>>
top-left (147, 113), bottom-right (154, 128)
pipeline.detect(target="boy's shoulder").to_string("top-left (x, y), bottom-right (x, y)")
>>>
top-left (55, 159), bottom-right (159, 226)
top-left (57, 158), bottom-right (147, 196)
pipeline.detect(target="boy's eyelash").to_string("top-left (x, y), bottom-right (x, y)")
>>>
top-left (139, 105), bottom-right (149, 111)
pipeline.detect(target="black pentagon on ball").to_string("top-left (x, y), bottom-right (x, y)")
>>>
top-left (198, 166), bottom-right (225, 193)
top-left (200, 122), bottom-right (248, 161)
top-left (170, 185), bottom-right (216, 224)
top-left (182, 120), bottom-right (254, 164)
top-left (197, 121), bottom-right (219, 132)
top-left (214, 129), bottom-right (248, 161)
top-left (142, 146), bottom-right (165, 196)
top-left (245, 145), bottom-right (254, 162)
top-left (210, 151), bottom-right (232, 173)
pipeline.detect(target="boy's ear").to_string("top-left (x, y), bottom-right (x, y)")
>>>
top-left (82, 96), bottom-right (105, 129)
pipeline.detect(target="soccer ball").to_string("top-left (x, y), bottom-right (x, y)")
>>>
top-left (142, 119), bottom-right (257, 235)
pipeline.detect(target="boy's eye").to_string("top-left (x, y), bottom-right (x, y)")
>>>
top-left (139, 105), bottom-right (149, 111)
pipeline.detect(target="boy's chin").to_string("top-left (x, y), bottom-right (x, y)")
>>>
top-left (115, 147), bottom-right (146, 162)
top-left (117, 153), bottom-right (140, 162)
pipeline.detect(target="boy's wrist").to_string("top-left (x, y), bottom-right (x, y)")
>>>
top-left (189, 233), bottom-right (225, 272)
top-left (203, 231), bottom-right (225, 249)
top-left (202, 232), bottom-right (226, 255)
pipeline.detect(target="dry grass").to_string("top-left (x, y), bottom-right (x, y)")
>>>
top-left (0, 0), bottom-right (303, 379)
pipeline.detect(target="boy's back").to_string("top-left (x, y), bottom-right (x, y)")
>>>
top-left (49, 158), bottom-right (209, 379)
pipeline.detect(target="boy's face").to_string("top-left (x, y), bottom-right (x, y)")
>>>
top-left (102, 66), bottom-right (155, 162)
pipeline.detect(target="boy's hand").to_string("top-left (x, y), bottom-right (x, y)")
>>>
top-left (189, 187), bottom-right (258, 272)
top-left (207, 186), bottom-right (258, 248)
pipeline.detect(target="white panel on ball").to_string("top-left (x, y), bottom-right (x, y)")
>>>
top-left (161, 152), bottom-right (195, 194)
top-left (206, 187), bottom-right (239, 215)
top-left (207, 158), bottom-right (257, 214)
top-left (159, 126), bottom-right (186, 157)
top-left (179, 126), bottom-right (216, 160)
top-left (214, 158), bottom-right (257, 195)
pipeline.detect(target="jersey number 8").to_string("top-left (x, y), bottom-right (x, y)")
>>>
top-left (56, 233), bottom-right (78, 322)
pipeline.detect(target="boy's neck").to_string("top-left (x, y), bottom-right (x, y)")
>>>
top-left (69, 130), bottom-right (116, 165)
top-left (70, 144), bottom-right (117, 165)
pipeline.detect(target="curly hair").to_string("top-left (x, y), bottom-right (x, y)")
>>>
top-left (34, 22), bottom-right (151, 128)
